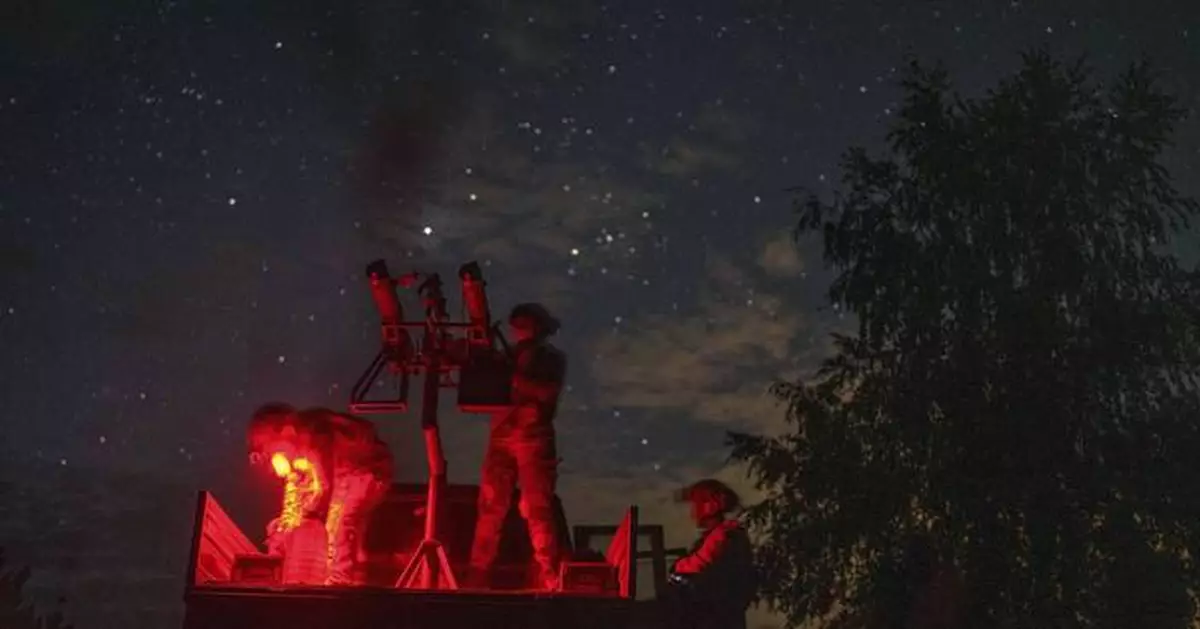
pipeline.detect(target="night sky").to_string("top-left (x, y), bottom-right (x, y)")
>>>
top-left (2, 1), bottom-right (1198, 628)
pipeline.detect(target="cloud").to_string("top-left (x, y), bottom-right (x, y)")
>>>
top-left (693, 102), bottom-right (761, 146)
top-left (588, 250), bottom-right (825, 436)
top-left (647, 139), bottom-right (744, 178)
top-left (641, 102), bottom-right (759, 179)
top-left (758, 230), bottom-right (806, 277)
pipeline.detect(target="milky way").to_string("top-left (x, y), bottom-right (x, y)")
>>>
top-left (1, 1), bottom-right (1197, 627)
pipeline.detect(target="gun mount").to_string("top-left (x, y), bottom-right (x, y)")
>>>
top-left (352, 259), bottom-right (512, 416)
top-left (353, 259), bottom-right (522, 591)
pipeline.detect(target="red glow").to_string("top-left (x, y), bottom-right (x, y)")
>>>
top-left (191, 489), bottom-right (643, 595)
top-left (281, 519), bottom-right (329, 585)
top-left (459, 266), bottom-right (492, 347)
top-left (368, 270), bottom-right (403, 324)
top-left (271, 453), bottom-right (322, 534)
top-left (271, 452), bottom-right (292, 477)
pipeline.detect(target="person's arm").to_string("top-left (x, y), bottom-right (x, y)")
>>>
top-left (328, 413), bottom-right (373, 441)
top-left (293, 415), bottom-right (334, 505)
top-left (294, 457), bottom-right (328, 512)
top-left (512, 374), bottom-right (560, 403)
top-left (673, 525), bottom-right (735, 575)
top-left (265, 518), bottom-right (287, 555)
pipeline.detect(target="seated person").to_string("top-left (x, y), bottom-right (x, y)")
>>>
top-left (668, 479), bottom-right (756, 629)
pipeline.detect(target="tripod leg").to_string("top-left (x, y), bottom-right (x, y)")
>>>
top-left (434, 544), bottom-right (459, 590)
top-left (395, 541), bottom-right (428, 588)
top-left (394, 541), bottom-right (460, 590)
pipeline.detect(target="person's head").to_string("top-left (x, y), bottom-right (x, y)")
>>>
top-left (677, 479), bottom-right (741, 527)
top-left (247, 402), bottom-right (298, 465)
top-left (508, 302), bottom-right (560, 343)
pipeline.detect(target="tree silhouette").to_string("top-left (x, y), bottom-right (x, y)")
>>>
top-left (0, 548), bottom-right (72, 629)
top-left (729, 51), bottom-right (1200, 629)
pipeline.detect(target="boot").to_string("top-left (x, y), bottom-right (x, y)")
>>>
top-left (537, 563), bottom-right (560, 592)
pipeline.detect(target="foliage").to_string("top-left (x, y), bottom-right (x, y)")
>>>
top-left (0, 548), bottom-right (72, 629)
top-left (729, 50), bottom-right (1200, 629)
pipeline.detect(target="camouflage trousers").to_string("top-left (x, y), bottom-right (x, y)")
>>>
top-left (469, 435), bottom-right (560, 587)
top-left (325, 470), bottom-right (388, 586)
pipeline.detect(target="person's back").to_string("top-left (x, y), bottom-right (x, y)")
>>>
top-left (491, 336), bottom-right (566, 441)
top-left (313, 408), bottom-right (394, 480)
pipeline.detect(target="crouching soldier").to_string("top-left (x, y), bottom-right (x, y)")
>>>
top-left (248, 403), bottom-right (394, 586)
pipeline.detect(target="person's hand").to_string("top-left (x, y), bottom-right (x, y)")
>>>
top-left (265, 519), bottom-right (286, 555)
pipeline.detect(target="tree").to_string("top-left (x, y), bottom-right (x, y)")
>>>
top-left (0, 548), bottom-right (72, 629)
top-left (729, 51), bottom-right (1200, 629)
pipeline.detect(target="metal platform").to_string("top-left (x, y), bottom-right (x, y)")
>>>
top-left (182, 585), bottom-right (638, 629)
top-left (183, 491), bottom-right (657, 629)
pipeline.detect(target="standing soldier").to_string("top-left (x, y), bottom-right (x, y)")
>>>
top-left (248, 403), bottom-right (394, 586)
top-left (468, 303), bottom-right (568, 590)
top-left (668, 479), bottom-right (757, 629)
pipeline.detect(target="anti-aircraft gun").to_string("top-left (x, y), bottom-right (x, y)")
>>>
top-left (180, 260), bottom-right (677, 629)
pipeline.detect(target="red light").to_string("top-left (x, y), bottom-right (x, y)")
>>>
top-left (459, 262), bottom-right (492, 347)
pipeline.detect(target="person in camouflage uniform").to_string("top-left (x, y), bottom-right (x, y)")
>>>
top-left (248, 403), bottom-right (394, 586)
top-left (467, 303), bottom-right (568, 590)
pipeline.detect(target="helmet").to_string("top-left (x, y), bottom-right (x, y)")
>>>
top-left (250, 402), bottom-right (296, 431)
top-left (677, 478), bottom-right (741, 516)
top-left (508, 302), bottom-right (561, 337)
top-left (248, 402), bottom-right (298, 463)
